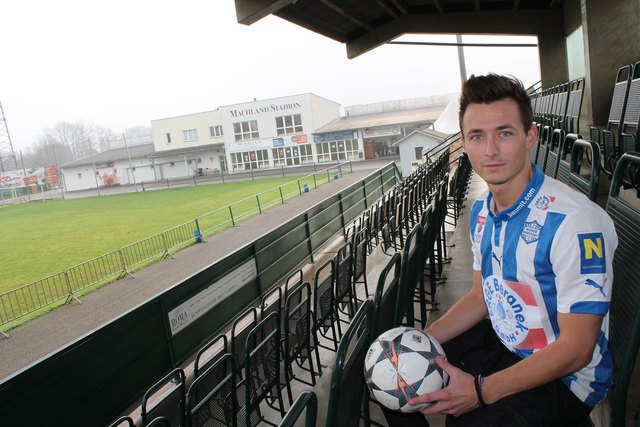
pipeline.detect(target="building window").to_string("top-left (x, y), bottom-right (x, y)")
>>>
top-left (566, 26), bottom-right (586, 80)
top-left (231, 149), bottom-right (269, 170)
top-left (414, 146), bottom-right (424, 160)
top-left (209, 125), bottom-right (223, 137)
top-left (166, 133), bottom-right (172, 144)
top-left (272, 144), bottom-right (313, 167)
top-left (233, 120), bottom-right (259, 141)
top-left (183, 129), bottom-right (198, 142)
top-left (316, 139), bottom-right (359, 162)
top-left (275, 114), bottom-right (303, 136)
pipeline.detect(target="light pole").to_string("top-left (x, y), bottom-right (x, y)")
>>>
top-left (123, 133), bottom-right (138, 192)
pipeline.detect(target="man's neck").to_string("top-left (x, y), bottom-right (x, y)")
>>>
top-left (490, 166), bottom-right (534, 213)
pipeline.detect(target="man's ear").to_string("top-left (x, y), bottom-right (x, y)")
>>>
top-left (526, 125), bottom-right (538, 150)
top-left (460, 134), bottom-right (467, 152)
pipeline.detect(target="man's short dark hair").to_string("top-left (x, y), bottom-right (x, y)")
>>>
top-left (458, 73), bottom-right (533, 132)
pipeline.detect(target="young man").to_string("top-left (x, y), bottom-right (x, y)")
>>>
top-left (404, 74), bottom-right (618, 426)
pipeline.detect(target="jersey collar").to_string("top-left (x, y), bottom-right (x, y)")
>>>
top-left (487, 164), bottom-right (544, 221)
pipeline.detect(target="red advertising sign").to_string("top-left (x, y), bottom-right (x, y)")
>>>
top-left (24, 175), bottom-right (38, 185)
top-left (44, 166), bottom-right (58, 184)
top-left (291, 134), bottom-right (308, 144)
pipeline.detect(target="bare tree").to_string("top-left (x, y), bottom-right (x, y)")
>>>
top-left (123, 125), bottom-right (153, 145)
top-left (21, 135), bottom-right (74, 169)
top-left (21, 121), bottom-right (150, 169)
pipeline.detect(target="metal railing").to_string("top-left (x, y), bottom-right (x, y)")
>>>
top-left (0, 162), bottom-right (355, 330)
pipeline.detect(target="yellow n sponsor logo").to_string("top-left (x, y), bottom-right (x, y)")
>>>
top-left (583, 237), bottom-right (603, 260)
top-left (579, 233), bottom-right (606, 274)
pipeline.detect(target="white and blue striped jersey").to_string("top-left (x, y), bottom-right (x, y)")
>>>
top-left (469, 165), bottom-right (618, 407)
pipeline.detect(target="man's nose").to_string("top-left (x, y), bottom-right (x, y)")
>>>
top-left (484, 136), bottom-right (499, 157)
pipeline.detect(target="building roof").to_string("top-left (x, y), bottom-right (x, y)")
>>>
top-left (60, 144), bottom-right (156, 168)
top-left (314, 105), bottom-right (445, 134)
top-left (151, 143), bottom-right (225, 158)
top-left (392, 128), bottom-right (450, 147)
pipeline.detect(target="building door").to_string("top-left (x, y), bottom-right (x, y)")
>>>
top-left (364, 140), bottom-right (375, 159)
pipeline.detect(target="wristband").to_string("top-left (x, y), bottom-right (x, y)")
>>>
top-left (474, 374), bottom-right (487, 408)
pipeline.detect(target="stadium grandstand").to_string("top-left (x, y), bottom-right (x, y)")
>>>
top-left (1, 1), bottom-right (639, 426)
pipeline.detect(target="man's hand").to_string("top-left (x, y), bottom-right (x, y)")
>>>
top-left (408, 355), bottom-right (480, 417)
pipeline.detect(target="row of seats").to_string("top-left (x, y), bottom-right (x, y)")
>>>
top-left (302, 147), bottom-right (474, 427)
top-left (534, 68), bottom-right (640, 426)
top-left (532, 77), bottom-right (585, 136)
top-left (590, 61), bottom-right (640, 177)
top-left (531, 60), bottom-right (640, 204)
top-left (105, 149), bottom-right (474, 427)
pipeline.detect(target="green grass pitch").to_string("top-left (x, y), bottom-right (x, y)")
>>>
top-left (0, 177), bottom-right (307, 293)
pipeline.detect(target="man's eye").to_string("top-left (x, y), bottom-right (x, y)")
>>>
top-left (470, 134), bottom-right (482, 141)
top-left (499, 130), bottom-right (512, 137)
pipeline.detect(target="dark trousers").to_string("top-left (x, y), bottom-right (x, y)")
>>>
top-left (381, 320), bottom-right (592, 427)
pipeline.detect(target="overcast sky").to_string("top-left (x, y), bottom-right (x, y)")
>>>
top-left (0, 0), bottom-right (541, 152)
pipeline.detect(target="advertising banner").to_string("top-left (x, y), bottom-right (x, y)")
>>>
top-left (228, 138), bottom-right (274, 153)
top-left (0, 166), bottom-right (57, 189)
top-left (290, 134), bottom-right (308, 144)
top-left (313, 130), bottom-right (357, 143)
top-left (363, 125), bottom-right (400, 138)
top-left (44, 166), bottom-right (58, 184)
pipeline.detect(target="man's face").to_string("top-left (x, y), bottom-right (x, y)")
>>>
top-left (461, 98), bottom-right (537, 191)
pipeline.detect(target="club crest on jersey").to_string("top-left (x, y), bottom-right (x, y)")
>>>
top-left (578, 233), bottom-right (606, 274)
top-left (521, 220), bottom-right (542, 244)
top-left (534, 195), bottom-right (555, 210)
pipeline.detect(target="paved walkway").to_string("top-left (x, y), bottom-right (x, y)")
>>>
top-left (0, 158), bottom-right (399, 380)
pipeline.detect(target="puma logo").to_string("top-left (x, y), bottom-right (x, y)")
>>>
top-left (585, 278), bottom-right (606, 297)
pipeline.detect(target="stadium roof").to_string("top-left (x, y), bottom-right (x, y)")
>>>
top-left (315, 105), bottom-right (445, 133)
top-left (235, 0), bottom-right (562, 59)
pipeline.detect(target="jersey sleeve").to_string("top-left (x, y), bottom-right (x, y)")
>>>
top-left (469, 198), bottom-right (485, 271)
top-left (551, 207), bottom-right (618, 315)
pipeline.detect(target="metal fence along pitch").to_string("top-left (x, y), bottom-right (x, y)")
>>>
top-left (0, 162), bottom-right (356, 330)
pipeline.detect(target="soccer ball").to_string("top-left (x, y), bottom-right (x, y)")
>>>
top-left (364, 326), bottom-right (449, 413)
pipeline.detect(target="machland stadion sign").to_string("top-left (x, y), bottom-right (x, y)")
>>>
top-left (167, 258), bottom-right (258, 336)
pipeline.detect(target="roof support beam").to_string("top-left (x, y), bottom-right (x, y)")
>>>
top-left (345, 9), bottom-right (562, 58)
top-left (235, 0), bottom-right (296, 25)
top-left (375, 0), bottom-right (398, 18)
top-left (319, 0), bottom-right (374, 31)
top-left (433, 0), bottom-right (445, 14)
top-left (389, 0), bottom-right (408, 15)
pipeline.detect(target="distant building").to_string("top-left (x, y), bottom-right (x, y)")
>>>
top-left (151, 110), bottom-right (226, 177)
top-left (60, 144), bottom-right (155, 191)
top-left (151, 94), bottom-right (341, 173)
top-left (60, 93), bottom-right (455, 191)
top-left (219, 93), bottom-right (341, 170)
top-left (393, 129), bottom-right (449, 177)
top-left (314, 94), bottom-right (454, 161)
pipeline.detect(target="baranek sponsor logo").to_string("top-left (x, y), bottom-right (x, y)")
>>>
top-left (483, 275), bottom-right (529, 346)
